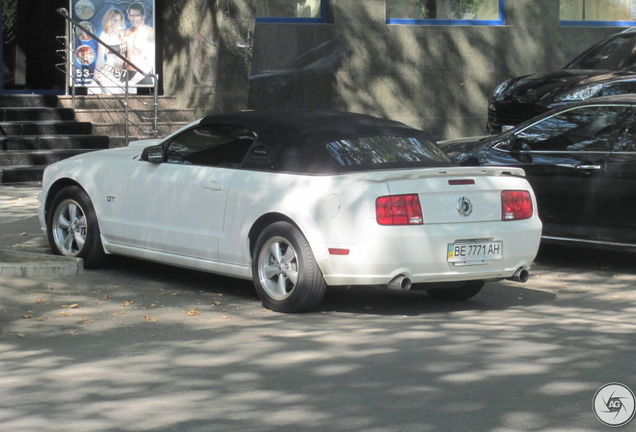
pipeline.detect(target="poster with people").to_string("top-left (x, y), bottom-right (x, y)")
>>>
top-left (70, 0), bottom-right (155, 93)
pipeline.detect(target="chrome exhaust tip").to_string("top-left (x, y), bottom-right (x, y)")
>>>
top-left (507, 268), bottom-right (529, 283)
top-left (387, 275), bottom-right (412, 291)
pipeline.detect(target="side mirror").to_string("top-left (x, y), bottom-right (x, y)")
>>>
top-left (499, 135), bottom-right (517, 151)
top-left (141, 145), bottom-right (165, 163)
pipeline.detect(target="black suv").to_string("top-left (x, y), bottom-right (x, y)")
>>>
top-left (488, 28), bottom-right (636, 134)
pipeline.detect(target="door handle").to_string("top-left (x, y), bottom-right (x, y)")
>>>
top-left (575, 164), bottom-right (601, 171)
top-left (203, 183), bottom-right (224, 191)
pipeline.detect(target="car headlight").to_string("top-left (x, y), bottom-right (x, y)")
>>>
top-left (555, 84), bottom-right (604, 101)
top-left (492, 79), bottom-right (513, 97)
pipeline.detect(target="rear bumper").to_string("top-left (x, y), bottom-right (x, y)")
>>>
top-left (320, 218), bottom-right (542, 287)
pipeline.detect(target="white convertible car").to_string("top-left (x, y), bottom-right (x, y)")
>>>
top-left (38, 110), bottom-right (542, 312)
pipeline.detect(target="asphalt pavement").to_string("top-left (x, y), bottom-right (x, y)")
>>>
top-left (1, 183), bottom-right (635, 432)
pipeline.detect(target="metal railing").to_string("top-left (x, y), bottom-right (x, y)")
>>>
top-left (55, 8), bottom-right (158, 145)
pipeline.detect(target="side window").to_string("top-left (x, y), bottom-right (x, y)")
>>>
top-left (615, 116), bottom-right (636, 152)
top-left (242, 142), bottom-right (275, 171)
top-left (166, 126), bottom-right (256, 168)
top-left (386, 0), bottom-right (503, 25)
top-left (498, 106), bottom-right (631, 152)
top-left (256, 0), bottom-right (326, 23)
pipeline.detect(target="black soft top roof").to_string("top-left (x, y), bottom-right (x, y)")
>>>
top-left (199, 109), bottom-right (444, 173)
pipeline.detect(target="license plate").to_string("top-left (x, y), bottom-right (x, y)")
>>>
top-left (448, 241), bottom-right (503, 264)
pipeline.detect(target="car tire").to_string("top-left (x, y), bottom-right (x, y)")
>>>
top-left (47, 185), bottom-right (107, 268)
top-left (252, 221), bottom-right (327, 313)
top-left (425, 280), bottom-right (485, 301)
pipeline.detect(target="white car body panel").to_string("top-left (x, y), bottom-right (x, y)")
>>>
top-left (39, 144), bottom-right (542, 287)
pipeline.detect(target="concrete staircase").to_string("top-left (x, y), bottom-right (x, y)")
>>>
top-left (0, 95), bottom-right (195, 183)
top-left (0, 95), bottom-right (109, 183)
top-left (58, 96), bottom-right (195, 148)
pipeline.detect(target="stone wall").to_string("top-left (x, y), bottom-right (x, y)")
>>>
top-left (248, 0), bottom-right (624, 140)
top-left (161, 0), bottom-right (254, 116)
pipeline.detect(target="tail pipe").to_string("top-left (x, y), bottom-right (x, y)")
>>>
top-left (507, 267), bottom-right (530, 283)
top-left (387, 275), bottom-right (412, 291)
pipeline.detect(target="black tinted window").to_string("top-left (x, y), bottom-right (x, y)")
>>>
top-left (500, 106), bottom-right (630, 152)
top-left (167, 126), bottom-right (256, 168)
top-left (326, 136), bottom-right (450, 168)
top-left (242, 143), bottom-right (275, 171)
top-left (615, 118), bottom-right (636, 151)
top-left (567, 34), bottom-right (636, 70)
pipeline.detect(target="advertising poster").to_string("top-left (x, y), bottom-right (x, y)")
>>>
top-left (70, 0), bottom-right (155, 92)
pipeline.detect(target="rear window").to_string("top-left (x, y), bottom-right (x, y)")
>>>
top-left (326, 136), bottom-right (451, 169)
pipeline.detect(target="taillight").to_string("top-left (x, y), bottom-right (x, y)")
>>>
top-left (502, 190), bottom-right (533, 220)
top-left (376, 194), bottom-right (423, 225)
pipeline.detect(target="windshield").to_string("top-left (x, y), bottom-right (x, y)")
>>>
top-left (567, 33), bottom-right (636, 70)
top-left (326, 136), bottom-right (451, 170)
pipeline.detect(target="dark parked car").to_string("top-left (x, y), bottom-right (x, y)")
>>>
top-left (440, 95), bottom-right (636, 249)
top-left (488, 28), bottom-right (636, 134)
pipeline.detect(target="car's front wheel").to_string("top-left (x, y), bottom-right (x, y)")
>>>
top-left (425, 280), bottom-right (485, 301)
top-left (252, 222), bottom-right (327, 313)
top-left (47, 185), bottom-right (107, 268)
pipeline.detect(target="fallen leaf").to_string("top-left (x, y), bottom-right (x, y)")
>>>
top-left (187, 308), bottom-right (200, 316)
top-left (20, 232), bottom-right (28, 236)
top-left (171, 291), bottom-right (181, 296)
top-left (144, 316), bottom-right (157, 322)
top-left (16, 333), bottom-right (25, 338)
top-left (60, 312), bottom-right (72, 317)
top-left (122, 300), bottom-right (133, 306)
top-left (67, 304), bottom-right (79, 309)
top-left (22, 315), bottom-right (32, 319)
top-left (221, 316), bottom-right (231, 319)
top-left (210, 301), bottom-right (222, 307)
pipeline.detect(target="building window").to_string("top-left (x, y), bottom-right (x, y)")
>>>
top-left (560, 0), bottom-right (636, 25)
top-left (387, 0), bottom-right (504, 25)
top-left (255, 0), bottom-right (326, 23)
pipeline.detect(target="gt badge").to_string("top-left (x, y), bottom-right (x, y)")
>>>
top-left (456, 196), bottom-right (473, 217)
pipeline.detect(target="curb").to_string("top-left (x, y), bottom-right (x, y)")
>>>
top-left (0, 249), bottom-right (84, 277)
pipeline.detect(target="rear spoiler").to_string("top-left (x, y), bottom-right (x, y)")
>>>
top-left (364, 166), bottom-right (526, 182)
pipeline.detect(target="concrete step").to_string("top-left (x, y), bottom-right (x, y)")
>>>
top-left (0, 108), bottom-right (75, 122)
top-left (92, 122), bottom-right (191, 139)
top-left (0, 121), bottom-right (94, 136)
top-left (0, 149), bottom-right (99, 166)
top-left (0, 135), bottom-right (109, 151)
top-left (74, 109), bottom-right (194, 124)
top-left (58, 95), bottom-right (189, 110)
top-left (0, 165), bottom-right (45, 183)
top-left (0, 94), bottom-right (59, 108)
top-left (108, 136), bottom-right (161, 148)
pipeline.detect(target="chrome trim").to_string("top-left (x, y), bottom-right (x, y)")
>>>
top-left (542, 235), bottom-right (636, 248)
top-left (456, 196), bottom-right (473, 217)
top-left (494, 148), bottom-right (611, 155)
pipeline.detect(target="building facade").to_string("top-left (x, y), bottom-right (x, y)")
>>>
top-left (2, 0), bottom-right (632, 139)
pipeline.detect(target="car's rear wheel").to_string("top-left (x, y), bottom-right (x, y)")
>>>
top-left (47, 186), bottom-right (107, 268)
top-left (425, 280), bottom-right (485, 301)
top-left (252, 221), bottom-right (327, 313)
